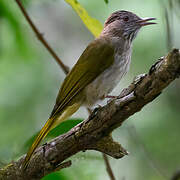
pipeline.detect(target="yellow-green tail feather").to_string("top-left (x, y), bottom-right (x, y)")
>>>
top-left (22, 117), bottom-right (54, 169)
top-left (22, 102), bottom-right (81, 169)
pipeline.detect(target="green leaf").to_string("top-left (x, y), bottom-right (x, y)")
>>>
top-left (47, 118), bottom-right (83, 138)
top-left (104, 0), bottom-right (109, 4)
top-left (42, 172), bottom-right (68, 180)
top-left (65, 0), bottom-right (103, 37)
top-left (23, 119), bottom-right (83, 151)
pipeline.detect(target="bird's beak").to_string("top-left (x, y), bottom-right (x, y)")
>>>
top-left (137, 18), bottom-right (156, 26)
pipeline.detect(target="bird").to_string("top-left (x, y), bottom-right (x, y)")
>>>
top-left (23, 10), bottom-right (156, 169)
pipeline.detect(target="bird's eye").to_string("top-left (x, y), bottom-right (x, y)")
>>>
top-left (123, 16), bottom-right (129, 22)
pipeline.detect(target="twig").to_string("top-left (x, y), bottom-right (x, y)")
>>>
top-left (164, 7), bottom-right (173, 50)
top-left (15, 0), bottom-right (69, 74)
top-left (0, 49), bottom-right (180, 179)
top-left (103, 154), bottom-right (116, 180)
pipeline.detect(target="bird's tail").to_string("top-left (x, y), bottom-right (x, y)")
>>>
top-left (22, 102), bottom-right (81, 169)
top-left (22, 117), bottom-right (55, 169)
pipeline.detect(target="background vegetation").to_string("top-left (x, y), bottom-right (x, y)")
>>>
top-left (0, 0), bottom-right (180, 179)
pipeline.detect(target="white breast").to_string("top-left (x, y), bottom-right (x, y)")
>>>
top-left (84, 42), bottom-right (132, 107)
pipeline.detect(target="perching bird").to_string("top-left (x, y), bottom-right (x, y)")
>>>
top-left (23, 10), bottom-right (156, 169)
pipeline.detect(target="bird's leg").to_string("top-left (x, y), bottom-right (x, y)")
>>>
top-left (92, 104), bottom-right (102, 114)
top-left (42, 142), bottom-right (47, 157)
top-left (105, 95), bottom-right (119, 99)
top-left (86, 106), bottom-right (101, 123)
top-left (102, 95), bottom-right (119, 104)
top-left (87, 103), bottom-right (103, 121)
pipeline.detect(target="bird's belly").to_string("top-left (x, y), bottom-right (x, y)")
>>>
top-left (84, 54), bottom-right (131, 107)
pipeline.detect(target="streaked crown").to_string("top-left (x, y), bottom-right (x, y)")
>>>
top-left (103, 10), bottom-right (156, 41)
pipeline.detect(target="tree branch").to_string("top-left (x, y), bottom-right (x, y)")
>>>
top-left (15, 0), bottom-right (69, 74)
top-left (0, 49), bottom-right (179, 179)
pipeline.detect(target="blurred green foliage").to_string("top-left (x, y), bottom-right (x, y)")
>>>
top-left (104, 0), bottom-right (109, 4)
top-left (0, 0), bottom-right (180, 180)
top-left (0, 1), bottom-right (38, 59)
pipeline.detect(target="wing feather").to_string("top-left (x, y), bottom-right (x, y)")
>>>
top-left (50, 37), bottom-right (114, 117)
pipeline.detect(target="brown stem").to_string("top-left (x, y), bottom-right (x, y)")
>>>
top-left (103, 154), bottom-right (116, 180)
top-left (0, 49), bottom-right (179, 179)
top-left (15, 0), bottom-right (69, 74)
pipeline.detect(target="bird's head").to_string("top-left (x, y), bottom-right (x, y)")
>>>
top-left (102, 10), bottom-right (156, 41)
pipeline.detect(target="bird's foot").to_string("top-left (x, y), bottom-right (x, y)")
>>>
top-left (93, 105), bottom-right (102, 114)
top-left (105, 95), bottom-right (119, 99)
top-left (42, 142), bottom-right (47, 157)
top-left (88, 105), bottom-right (102, 120)
top-left (105, 95), bottom-right (119, 104)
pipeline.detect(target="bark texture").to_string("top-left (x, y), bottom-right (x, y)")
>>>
top-left (0, 49), bottom-right (180, 180)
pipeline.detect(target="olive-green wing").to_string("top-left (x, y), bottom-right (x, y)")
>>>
top-left (50, 37), bottom-right (114, 117)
